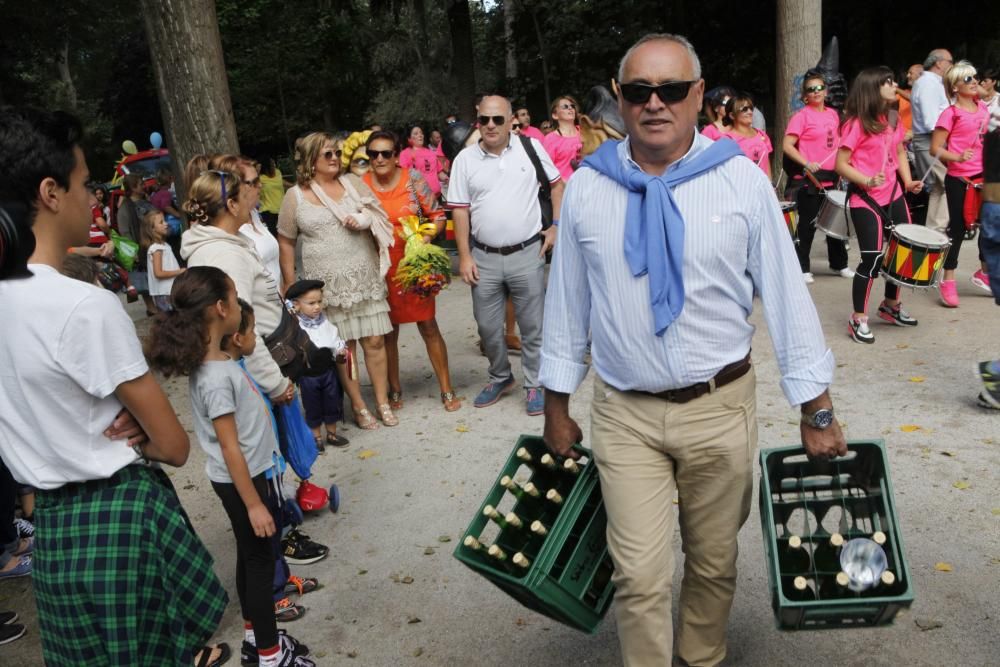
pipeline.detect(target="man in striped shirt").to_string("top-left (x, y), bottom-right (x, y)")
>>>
top-left (539, 34), bottom-right (847, 666)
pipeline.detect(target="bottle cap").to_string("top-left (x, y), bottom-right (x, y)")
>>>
top-left (530, 520), bottom-right (547, 535)
top-left (793, 576), bottom-right (809, 590)
top-left (523, 483), bottom-right (540, 497)
top-left (505, 512), bottom-right (523, 527)
top-left (482, 504), bottom-right (496, 517)
top-left (512, 552), bottom-right (530, 568)
top-left (500, 475), bottom-right (513, 488)
top-left (788, 535), bottom-right (803, 549)
top-left (546, 489), bottom-right (563, 504)
top-left (488, 544), bottom-right (506, 560)
top-left (880, 571), bottom-right (896, 586)
top-left (463, 535), bottom-right (481, 549)
top-left (830, 533), bottom-right (845, 547)
top-left (516, 447), bottom-right (532, 461)
top-left (540, 454), bottom-right (556, 467)
top-left (872, 531), bottom-right (887, 545)
top-left (835, 572), bottom-right (849, 587)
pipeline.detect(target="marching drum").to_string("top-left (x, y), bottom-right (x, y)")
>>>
top-left (816, 190), bottom-right (853, 240)
top-left (780, 201), bottom-right (798, 243)
top-left (880, 224), bottom-right (951, 289)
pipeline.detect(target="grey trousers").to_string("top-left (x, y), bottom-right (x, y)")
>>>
top-left (911, 132), bottom-right (950, 232)
top-left (471, 243), bottom-right (546, 388)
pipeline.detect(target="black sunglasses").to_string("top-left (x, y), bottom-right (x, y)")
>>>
top-left (963, 75), bottom-right (978, 84)
top-left (368, 149), bottom-right (395, 160)
top-left (737, 105), bottom-right (754, 114)
top-left (321, 149), bottom-right (342, 160)
top-left (616, 79), bottom-right (696, 105)
top-left (477, 115), bottom-right (507, 127)
top-left (805, 84), bottom-right (827, 93)
top-left (243, 177), bottom-right (261, 188)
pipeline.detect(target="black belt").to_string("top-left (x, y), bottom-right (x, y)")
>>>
top-left (635, 354), bottom-right (752, 404)
top-left (472, 233), bottom-right (541, 255)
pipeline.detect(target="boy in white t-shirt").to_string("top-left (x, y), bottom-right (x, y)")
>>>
top-left (285, 280), bottom-right (349, 451)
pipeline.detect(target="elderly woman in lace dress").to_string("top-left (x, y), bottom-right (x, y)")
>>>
top-left (277, 132), bottom-right (398, 429)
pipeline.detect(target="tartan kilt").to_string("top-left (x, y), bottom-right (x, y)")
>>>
top-left (33, 465), bottom-right (229, 666)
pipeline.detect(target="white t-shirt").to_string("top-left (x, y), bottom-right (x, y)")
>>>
top-left (0, 264), bottom-right (148, 489)
top-left (447, 135), bottom-right (560, 247)
top-left (147, 242), bottom-right (180, 296)
top-left (241, 210), bottom-right (281, 285)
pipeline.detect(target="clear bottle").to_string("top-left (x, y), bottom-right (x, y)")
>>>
top-left (778, 535), bottom-right (811, 575)
top-left (840, 538), bottom-right (888, 592)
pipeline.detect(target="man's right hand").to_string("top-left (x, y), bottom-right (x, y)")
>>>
top-left (459, 255), bottom-right (479, 285)
top-left (543, 397), bottom-right (583, 460)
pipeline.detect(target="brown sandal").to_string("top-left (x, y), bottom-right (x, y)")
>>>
top-left (376, 403), bottom-right (399, 427)
top-left (353, 408), bottom-right (378, 430)
top-left (388, 390), bottom-right (403, 410)
top-left (441, 391), bottom-right (462, 412)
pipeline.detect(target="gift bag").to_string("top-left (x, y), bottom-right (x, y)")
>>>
top-left (110, 230), bottom-right (139, 271)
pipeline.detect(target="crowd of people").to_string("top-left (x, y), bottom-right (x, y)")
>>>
top-left (0, 30), bottom-right (998, 667)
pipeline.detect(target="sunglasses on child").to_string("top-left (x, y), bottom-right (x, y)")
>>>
top-left (615, 79), bottom-right (696, 105)
top-left (478, 115), bottom-right (508, 127)
top-left (805, 84), bottom-right (827, 93)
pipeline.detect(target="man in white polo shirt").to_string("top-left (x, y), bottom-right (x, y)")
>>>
top-left (911, 48), bottom-right (954, 232)
top-left (448, 94), bottom-right (564, 415)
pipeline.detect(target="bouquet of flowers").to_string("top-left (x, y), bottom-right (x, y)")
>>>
top-left (393, 215), bottom-right (452, 298)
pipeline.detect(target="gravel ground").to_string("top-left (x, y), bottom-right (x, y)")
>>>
top-left (2, 238), bottom-right (998, 666)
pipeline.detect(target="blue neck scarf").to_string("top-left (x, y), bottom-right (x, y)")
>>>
top-left (583, 136), bottom-right (742, 336)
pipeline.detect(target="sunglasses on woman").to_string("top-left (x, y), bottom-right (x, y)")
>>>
top-left (243, 177), bottom-right (261, 188)
top-left (737, 105), bottom-right (754, 114)
top-left (805, 84), bottom-right (827, 93)
top-left (321, 149), bottom-right (342, 161)
top-left (477, 115), bottom-right (507, 127)
top-left (963, 75), bottom-right (978, 84)
top-left (615, 79), bottom-right (696, 105)
top-left (368, 149), bottom-right (395, 160)
top-left (881, 77), bottom-right (897, 86)
top-left (558, 103), bottom-right (576, 110)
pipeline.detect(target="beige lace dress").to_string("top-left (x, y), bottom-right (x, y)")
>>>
top-left (278, 174), bottom-right (392, 340)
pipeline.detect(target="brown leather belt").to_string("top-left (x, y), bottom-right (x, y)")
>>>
top-left (636, 354), bottom-right (752, 404)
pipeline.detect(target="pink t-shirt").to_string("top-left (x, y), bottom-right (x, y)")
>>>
top-left (521, 126), bottom-right (545, 142)
top-left (542, 129), bottom-right (583, 181)
top-left (700, 124), bottom-right (723, 141)
top-left (935, 101), bottom-right (989, 178)
top-left (400, 146), bottom-right (441, 195)
top-left (726, 129), bottom-right (772, 176)
top-left (840, 117), bottom-right (906, 210)
top-left (785, 106), bottom-right (840, 182)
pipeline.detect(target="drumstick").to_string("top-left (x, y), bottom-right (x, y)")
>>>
top-left (919, 154), bottom-right (939, 184)
top-left (804, 169), bottom-right (825, 192)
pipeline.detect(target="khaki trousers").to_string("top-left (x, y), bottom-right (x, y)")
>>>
top-left (591, 368), bottom-right (757, 667)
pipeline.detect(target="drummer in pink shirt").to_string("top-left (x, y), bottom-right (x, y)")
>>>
top-left (783, 72), bottom-right (851, 281)
top-left (722, 94), bottom-right (772, 177)
top-left (541, 95), bottom-right (583, 181)
top-left (400, 125), bottom-right (442, 196)
top-left (515, 105), bottom-right (545, 142)
top-left (931, 60), bottom-right (992, 306)
top-left (836, 67), bottom-right (923, 344)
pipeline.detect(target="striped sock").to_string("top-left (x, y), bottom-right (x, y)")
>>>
top-left (258, 644), bottom-right (281, 667)
top-left (244, 622), bottom-right (255, 645)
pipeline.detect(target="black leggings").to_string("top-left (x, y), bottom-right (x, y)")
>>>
top-left (212, 473), bottom-right (278, 649)
top-left (795, 189), bottom-right (849, 272)
top-left (943, 174), bottom-right (984, 270)
top-left (850, 197), bottom-right (908, 314)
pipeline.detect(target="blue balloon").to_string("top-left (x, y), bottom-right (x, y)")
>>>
top-left (149, 131), bottom-right (163, 149)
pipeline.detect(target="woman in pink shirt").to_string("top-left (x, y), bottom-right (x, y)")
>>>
top-left (782, 72), bottom-right (850, 281)
top-left (931, 60), bottom-right (991, 306)
top-left (836, 66), bottom-right (923, 344)
top-left (399, 125), bottom-right (441, 197)
top-left (541, 95), bottom-right (582, 181)
top-left (723, 94), bottom-right (772, 177)
top-left (700, 86), bottom-right (734, 141)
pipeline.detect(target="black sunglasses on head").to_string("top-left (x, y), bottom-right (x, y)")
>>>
top-left (368, 149), bottom-right (395, 160)
top-left (477, 115), bottom-right (507, 127)
top-left (615, 79), bottom-right (696, 105)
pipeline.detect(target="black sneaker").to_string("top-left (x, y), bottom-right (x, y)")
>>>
top-left (281, 529), bottom-right (329, 565)
top-left (241, 629), bottom-right (309, 665)
top-left (0, 611), bottom-right (18, 625)
top-left (0, 622), bottom-right (26, 646)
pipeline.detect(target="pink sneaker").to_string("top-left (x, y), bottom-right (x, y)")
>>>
top-left (939, 279), bottom-right (959, 307)
top-left (970, 270), bottom-right (992, 294)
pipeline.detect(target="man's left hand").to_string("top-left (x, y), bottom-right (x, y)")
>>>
top-left (540, 226), bottom-right (557, 256)
top-left (800, 418), bottom-right (848, 461)
top-left (104, 408), bottom-right (148, 447)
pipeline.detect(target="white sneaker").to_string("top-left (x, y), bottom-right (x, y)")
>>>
top-left (838, 267), bottom-right (856, 278)
top-left (803, 272), bottom-right (815, 284)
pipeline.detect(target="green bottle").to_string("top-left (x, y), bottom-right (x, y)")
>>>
top-left (819, 572), bottom-right (851, 599)
top-left (813, 533), bottom-right (845, 572)
top-left (785, 576), bottom-right (816, 601)
top-left (482, 505), bottom-right (508, 530)
top-left (778, 535), bottom-right (811, 574)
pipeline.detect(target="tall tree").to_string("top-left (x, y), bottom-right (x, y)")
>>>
top-left (776, 0), bottom-right (822, 169)
top-left (139, 0), bottom-right (239, 192)
top-left (447, 0), bottom-right (477, 120)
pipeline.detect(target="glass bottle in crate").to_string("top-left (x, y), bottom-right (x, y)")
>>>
top-left (819, 571), bottom-right (851, 599)
top-left (813, 533), bottom-right (845, 572)
top-left (778, 535), bottom-right (811, 574)
top-left (785, 576), bottom-right (816, 601)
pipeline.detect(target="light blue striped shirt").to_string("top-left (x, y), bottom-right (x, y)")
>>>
top-left (539, 133), bottom-right (834, 406)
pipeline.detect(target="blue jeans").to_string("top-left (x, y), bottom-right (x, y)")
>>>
top-left (981, 202), bottom-right (1000, 306)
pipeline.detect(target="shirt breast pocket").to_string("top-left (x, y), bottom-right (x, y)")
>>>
top-left (689, 210), bottom-right (750, 267)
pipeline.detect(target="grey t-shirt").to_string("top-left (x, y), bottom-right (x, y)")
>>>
top-left (189, 359), bottom-right (278, 484)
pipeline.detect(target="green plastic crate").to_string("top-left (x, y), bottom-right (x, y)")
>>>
top-left (759, 440), bottom-right (915, 630)
top-left (453, 435), bottom-right (615, 633)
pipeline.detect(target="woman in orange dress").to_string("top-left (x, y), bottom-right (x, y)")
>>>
top-left (363, 131), bottom-right (461, 412)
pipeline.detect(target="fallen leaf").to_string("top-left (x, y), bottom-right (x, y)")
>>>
top-left (347, 650), bottom-right (358, 658)
top-left (895, 343), bottom-right (909, 349)
top-left (402, 575), bottom-right (414, 584)
top-left (423, 547), bottom-right (435, 555)
top-left (315, 651), bottom-right (328, 658)
top-left (437, 535), bottom-right (452, 543)
top-left (405, 491), bottom-right (412, 497)
top-left (992, 508), bottom-right (1000, 516)
top-left (407, 616), bottom-right (422, 624)
top-left (672, 498), bottom-right (679, 505)
top-left (915, 617), bottom-right (943, 631)
top-left (934, 562), bottom-right (954, 572)
top-left (357, 569), bottom-right (368, 575)
top-left (413, 647), bottom-right (424, 657)
top-left (940, 451), bottom-right (956, 457)
top-left (515, 617), bottom-right (526, 626)
top-left (455, 425), bottom-right (469, 433)
top-left (357, 449), bottom-right (378, 460)
top-left (900, 425), bottom-right (922, 432)
top-left (909, 376), bottom-right (925, 383)
top-left (952, 480), bottom-right (971, 490)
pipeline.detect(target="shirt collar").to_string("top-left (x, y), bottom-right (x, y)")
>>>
top-left (476, 133), bottom-right (516, 158)
top-left (618, 128), bottom-right (709, 175)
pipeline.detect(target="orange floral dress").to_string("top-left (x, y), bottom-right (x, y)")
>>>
top-left (363, 169), bottom-right (445, 324)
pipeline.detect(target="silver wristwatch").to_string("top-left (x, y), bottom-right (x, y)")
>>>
top-left (802, 408), bottom-right (835, 430)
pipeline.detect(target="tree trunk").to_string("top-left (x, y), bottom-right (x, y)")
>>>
top-left (504, 0), bottom-right (517, 84)
top-left (139, 0), bottom-right (239, 198)
top-left (56, 40), bottom-right (78, 110)
top-left (775, 0), bottom-right (822, 178)
top-left (447, 0), bottom-right (477, 121)
top-left (530, 8), bottom-right (551, 110)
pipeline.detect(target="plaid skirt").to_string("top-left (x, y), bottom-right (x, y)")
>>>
top-left (34, 465), bottom-right (228, 666)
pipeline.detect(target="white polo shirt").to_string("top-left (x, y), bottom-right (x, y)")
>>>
top-left (0, 264), bottom-right (147, 489)
top-left (447, 134), bottom-right (560, 248)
